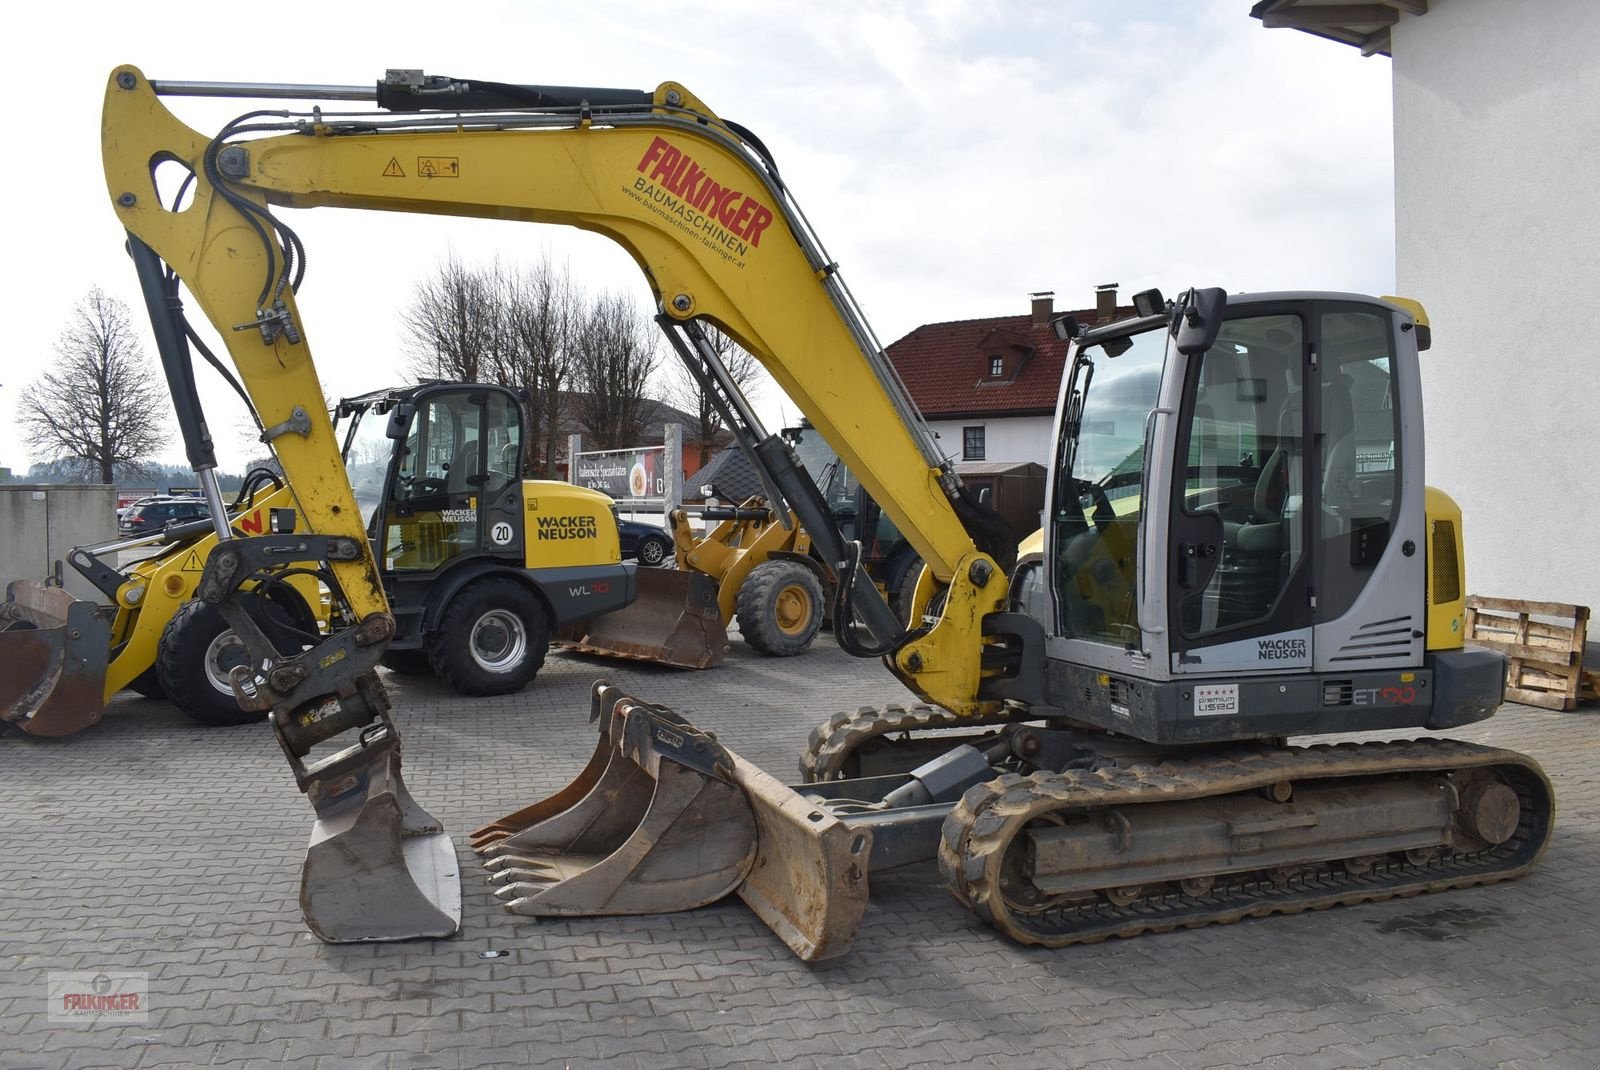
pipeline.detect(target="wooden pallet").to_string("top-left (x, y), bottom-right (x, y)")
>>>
top-left (1464, 596), bottom-right (1590, 711)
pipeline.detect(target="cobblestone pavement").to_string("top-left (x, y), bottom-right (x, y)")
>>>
top-left (3, 635), bottom-right (1597, 1070)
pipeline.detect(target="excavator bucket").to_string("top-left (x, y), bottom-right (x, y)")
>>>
top-left (556, 568), bottom-right (729, 669)
top-left (472, 682), bottom-right (872, 961)
top-left (296, 719), bottom-right (461, 943)
top-left (475, 683), bottom-right (756, 913)
top-left (0, 581), bottom-right (111, 738)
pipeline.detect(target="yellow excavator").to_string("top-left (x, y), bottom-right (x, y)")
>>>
top-left (99, 67), bottom-right (1552, 953)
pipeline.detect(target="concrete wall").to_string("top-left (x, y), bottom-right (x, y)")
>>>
top-left (0, 485), bottom-right (118, 602)
top-left (1393, 0), bottom-right (1600, 610)
top-left (927, 415), bottom-right (1055, 468)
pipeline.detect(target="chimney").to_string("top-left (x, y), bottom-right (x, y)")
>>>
top-left (1029, 291), bottom-right (1054, 325)
top-left (1095, 282), bottom-right (1118, 322)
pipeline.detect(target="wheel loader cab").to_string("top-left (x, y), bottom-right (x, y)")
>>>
top-left (1043, 292), bottom-right (1494, 743)
top-left (354, 386), bottom-right (525, 572)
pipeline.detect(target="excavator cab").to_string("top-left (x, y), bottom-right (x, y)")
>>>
top-left (1036, 290), bottom-right (1500, 743)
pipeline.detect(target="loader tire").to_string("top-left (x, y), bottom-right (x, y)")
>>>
top-left (736, 560), bottom-right (824, 657)
top-left (380, 650), bottom-right (434, 676)
top-left (890, 554), bottom-right (925, 626)
top-left (156, 601), bottom-right (267, 727)
top-left (428, 578), bottom-right (550, 696)
top-left (127, 666), bottom-right (166, 700)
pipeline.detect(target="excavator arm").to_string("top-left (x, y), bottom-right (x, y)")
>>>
top-left (101, 66), bottom-right (1014, 717)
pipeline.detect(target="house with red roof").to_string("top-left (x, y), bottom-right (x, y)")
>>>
top-left (884, 287), bottom-right (1132, 468)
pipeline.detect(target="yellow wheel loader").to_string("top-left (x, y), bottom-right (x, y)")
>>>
top-left (98, 68), bottom-right (1550, 955)
top-left (605, 418), bottom-right (944, 661)
top-left (1, 382), bottom-right (725, 739)
top-left (1, 476), bottom-right (321, 736)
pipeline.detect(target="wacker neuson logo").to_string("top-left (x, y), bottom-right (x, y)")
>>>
top-left (48, 971), bottom-right (147, 1023)
top-left (1257, 638), bottom-right (1308, 661)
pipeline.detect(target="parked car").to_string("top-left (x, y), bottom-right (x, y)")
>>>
top-left (616, 519), bottom-right (671, 567)
top-left (117, 494), bottom-right (177, 521)
top-left (119, 497), bottom-right (210, 537)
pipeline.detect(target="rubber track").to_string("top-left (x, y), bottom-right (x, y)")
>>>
top-left (799, 703), bottom-right (1025, 782)
top-left (938, 738), bottom-right (1555, 948)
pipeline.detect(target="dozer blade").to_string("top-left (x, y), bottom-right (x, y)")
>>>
top-left (556, 568), bottom-right (729, 669)
top-left (728, 755), bottom-right (872, 962)
top-left (0, 581), bottom-right (111, 738)
top-left (297, 728), bottom-right (461, 943)
top-left (472, 682), bottom-right (872, 961)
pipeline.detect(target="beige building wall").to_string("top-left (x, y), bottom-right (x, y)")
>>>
top-left (1392, 0), bottom-right (1600, 609)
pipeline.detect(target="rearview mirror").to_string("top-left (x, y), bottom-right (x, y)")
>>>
top-left (1171, 287), bottom-right (1227, 355)
top-left (385, 403), bottom-right (415, 440)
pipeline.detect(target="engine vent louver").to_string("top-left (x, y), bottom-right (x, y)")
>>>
top-left (1323, 680), bottom-right (1354, 706)
top-left (1329, 615), bottom-right (1416, 663)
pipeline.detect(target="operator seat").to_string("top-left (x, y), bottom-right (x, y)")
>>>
top-left (446, 438), bottom-right (480, 495)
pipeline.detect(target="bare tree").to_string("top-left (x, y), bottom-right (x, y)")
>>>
top-left (664, 325), bottom-right (765, 466)
top-left (19, 288), bottom-right (169, 483)
top-left (403, 252), bottom-right (504, 383)
top-left (572, 293), bottom-right (661, 450)
top-left (498, 258), bottom-right (580, 476)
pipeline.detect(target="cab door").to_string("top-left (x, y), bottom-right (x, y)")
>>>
top-left (1165, 302), bottom-right (1422, 674)
top-left (1167, 309), bottom-right (1313, 673)
top-left (385, 388), bottom-right (486, 572)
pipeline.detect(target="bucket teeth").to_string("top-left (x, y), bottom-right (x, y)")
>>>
top-left (485, 857), bottom-right (564, 884)
top-left (494, 881), bottom-right (556, 902)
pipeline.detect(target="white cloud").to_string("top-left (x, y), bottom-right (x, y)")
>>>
top-left (0, 0), bottom-right (1394, 476)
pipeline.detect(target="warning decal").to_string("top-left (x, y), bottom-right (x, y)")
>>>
top-left (181, 551), bottom-right (203, 572)
top-left (383, 157), bottom-right (406, 178)
top-left (417, 156), bottom-right (460, 179)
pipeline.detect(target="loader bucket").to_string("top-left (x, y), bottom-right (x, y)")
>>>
top-left (476, 682), bottom-right (756, 914)
top-left (556, 568), bottom-right (729, 669)
top-left (0, 581), bottom-right (111, 738)
top-left (297, 727), bottom-right (461, 943)
top-left (472, 682), bottom-right (873, 961)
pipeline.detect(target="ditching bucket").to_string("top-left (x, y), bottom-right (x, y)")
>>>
top-left (472, 682), bottom-right (873, 961)
top-left (476, 682), bottom-right (756, 914)
top-left (557, 569), bottom-right (729, 669)
top-left (0, 581), bottom-right (111, 738)
top-left (281, 675), bottom-right (461, 943)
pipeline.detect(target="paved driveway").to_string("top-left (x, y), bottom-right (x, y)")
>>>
top-left (3, 637), bottom-right (1597, 1069)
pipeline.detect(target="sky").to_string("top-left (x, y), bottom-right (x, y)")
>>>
top-left (0, 0), bottom-right (1395, 477)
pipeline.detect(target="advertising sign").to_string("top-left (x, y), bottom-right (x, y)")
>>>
top-left (572, 446), bottom-right (666, 502)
